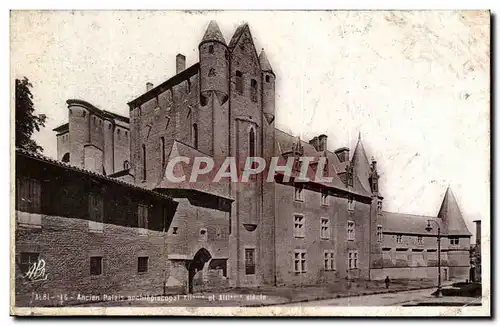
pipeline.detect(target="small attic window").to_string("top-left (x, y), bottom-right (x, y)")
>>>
top-left (266, 75), bottom-right (270, 83)
top-left (209, 45), bottom-right (214, 54)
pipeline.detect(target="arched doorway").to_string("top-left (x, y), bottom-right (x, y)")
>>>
top-left (186, 248), bottom-right (212, 294)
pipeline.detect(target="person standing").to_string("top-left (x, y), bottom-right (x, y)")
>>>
top-left (385, 276), bottom-right (391, 289)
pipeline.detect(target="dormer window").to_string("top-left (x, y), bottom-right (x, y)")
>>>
top-left (266, 75), bottom-right (270, 83)
top-left (294, 184), bottom-right (305, 202)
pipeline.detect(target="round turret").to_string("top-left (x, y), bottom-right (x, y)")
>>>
top-left (199, 21), bottom-right (229, 105)
top-left (259, 49), bottom-right (275, 124)
top-left (67, 100), bottom-right (90, 168)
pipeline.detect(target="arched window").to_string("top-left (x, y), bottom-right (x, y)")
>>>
top-left (192, 124), bottom-right (198, 149)
top-left (160, 137), bottom-right (165, 169)
top-left (142, 144), bottom-right (146, 181)
top-left (62, 153), bottom-right (70, 163)
top-left (209, 45), bottom-right (214, 54)
top-left (123, 160), bottom-right (130, 170)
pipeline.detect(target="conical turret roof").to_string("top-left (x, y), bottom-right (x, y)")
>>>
top-left (200, 20), bottom-right (226, 45)
top-left (438, 187), bottom-right (471, 236)
top-left (351, 133), bottom-right (372, 195)
top-left (259, 49), bottom-right (273, 73)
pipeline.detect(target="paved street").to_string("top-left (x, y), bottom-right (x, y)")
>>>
top-left (277, 288), bottom-right (481, 307)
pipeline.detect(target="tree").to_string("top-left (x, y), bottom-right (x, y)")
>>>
top-left (15, 77), bottom-right (46, 153)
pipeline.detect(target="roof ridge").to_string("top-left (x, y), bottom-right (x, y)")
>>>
top-left (16, 148), bottom-right (172, 201)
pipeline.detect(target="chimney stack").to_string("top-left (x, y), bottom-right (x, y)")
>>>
top-left (318, 134), bottom-right (328, 151)
top-left (334, 147), bottom-right (350, 163)
top-left (176, 53), bottom-right (186, 74)
top-left (308, 136), bottom-right (319, 151)
top-left (146, 82), bottom-right (153, 92)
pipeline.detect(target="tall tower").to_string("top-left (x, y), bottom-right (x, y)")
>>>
top-left (259, 49), bottom-right (277, 285)
top-left (259, 49), bottom-right (275, 126)
top-left (199, 20), bottom-right (229, 106)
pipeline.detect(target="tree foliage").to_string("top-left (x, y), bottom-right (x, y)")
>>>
top-left (15, 77), bottom-right (46, 153)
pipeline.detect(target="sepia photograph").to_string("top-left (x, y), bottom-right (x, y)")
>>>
top-left (9, 10), bottom-right (490, 316)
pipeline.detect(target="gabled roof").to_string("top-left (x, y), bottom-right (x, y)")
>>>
top-left (155, 140), bottom-right (232, 200)
top-left (228, 23), bottom-right (248, 51)
top-left (351, 134), bottom-right (372, 195)
top-left (438, 187), bottom-right (472, 236)
top-left (259, 50), bottom-right (273, 73)
top-left (200, 20), bottom-right (227, 46)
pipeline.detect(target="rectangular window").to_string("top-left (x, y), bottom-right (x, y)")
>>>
top-left (450, 237), bottom-right (459, 245)
top-left (294, 184), bottom-right (305, 202)
top-left (417, 236), bottom-right (423, 245)
top-left (245, 248), bottom-right (255, 275)
top-left (321, 190), bottom-right (329, 206)
top-left (88, 192), bottom-right (104, 233)
top-left (377, 225), bottom-right (383, 242)
top-left (293, 214), bottom-right (305, 238)
top-left (250, 79), bottom-right (258, 102)
top-left (138, 204), bottom-right (149, 235)
top-left (138, 257), bottom-right (148, 273)
top-left (90, 256), bottom-right (103, 276)
top-left (235, 71), bottom-right (243, 94)
top-left (396, 235), bottom-right (403, 244)
top-left (348, 197), bottom-right (355, 211)
top-left (16, 177), bottom-right (42, 227)
top-left (160, 137), bottom-right (165, 169)
top-left (348, 250), bottom-right (358, 269)
top-left (320, 217), bottom-right (330, 239)
top-left (347, 220), bottom-right (355, 241)
top-left (323, 250), bottom-right (335, 271)
top-left (19, 252), bottom-right (39, 275)
top-left (293, 250), bottom-right (307, 273)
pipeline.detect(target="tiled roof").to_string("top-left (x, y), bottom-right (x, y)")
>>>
top-left (16, 148), bottom-right (173, 201)
top-left (228, 23), bottom-right (248, 51)
top-left (258, 50), bottom-right (273, 73)
top-left (438, 187), bottom-right (472, 236)
top-left (274, 129), bottom-right (366, 197)
top-left (351, 136), bottom-right (372, 195)
top-left (200, 20), bottom-right (227, 45)
top-left (381, 211), bottom-right (442, 235)
top-left (155, 140), bottom-right (233, 201)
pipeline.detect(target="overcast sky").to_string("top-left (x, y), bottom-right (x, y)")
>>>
top-left (11, 10), bottom-right (490, 237)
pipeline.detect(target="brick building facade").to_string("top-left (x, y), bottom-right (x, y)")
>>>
top-left (16, 20), bottom-right (472, 304)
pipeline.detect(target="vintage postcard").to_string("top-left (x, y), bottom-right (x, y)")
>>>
top-left (10, 10), bottom-right (490, 316)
